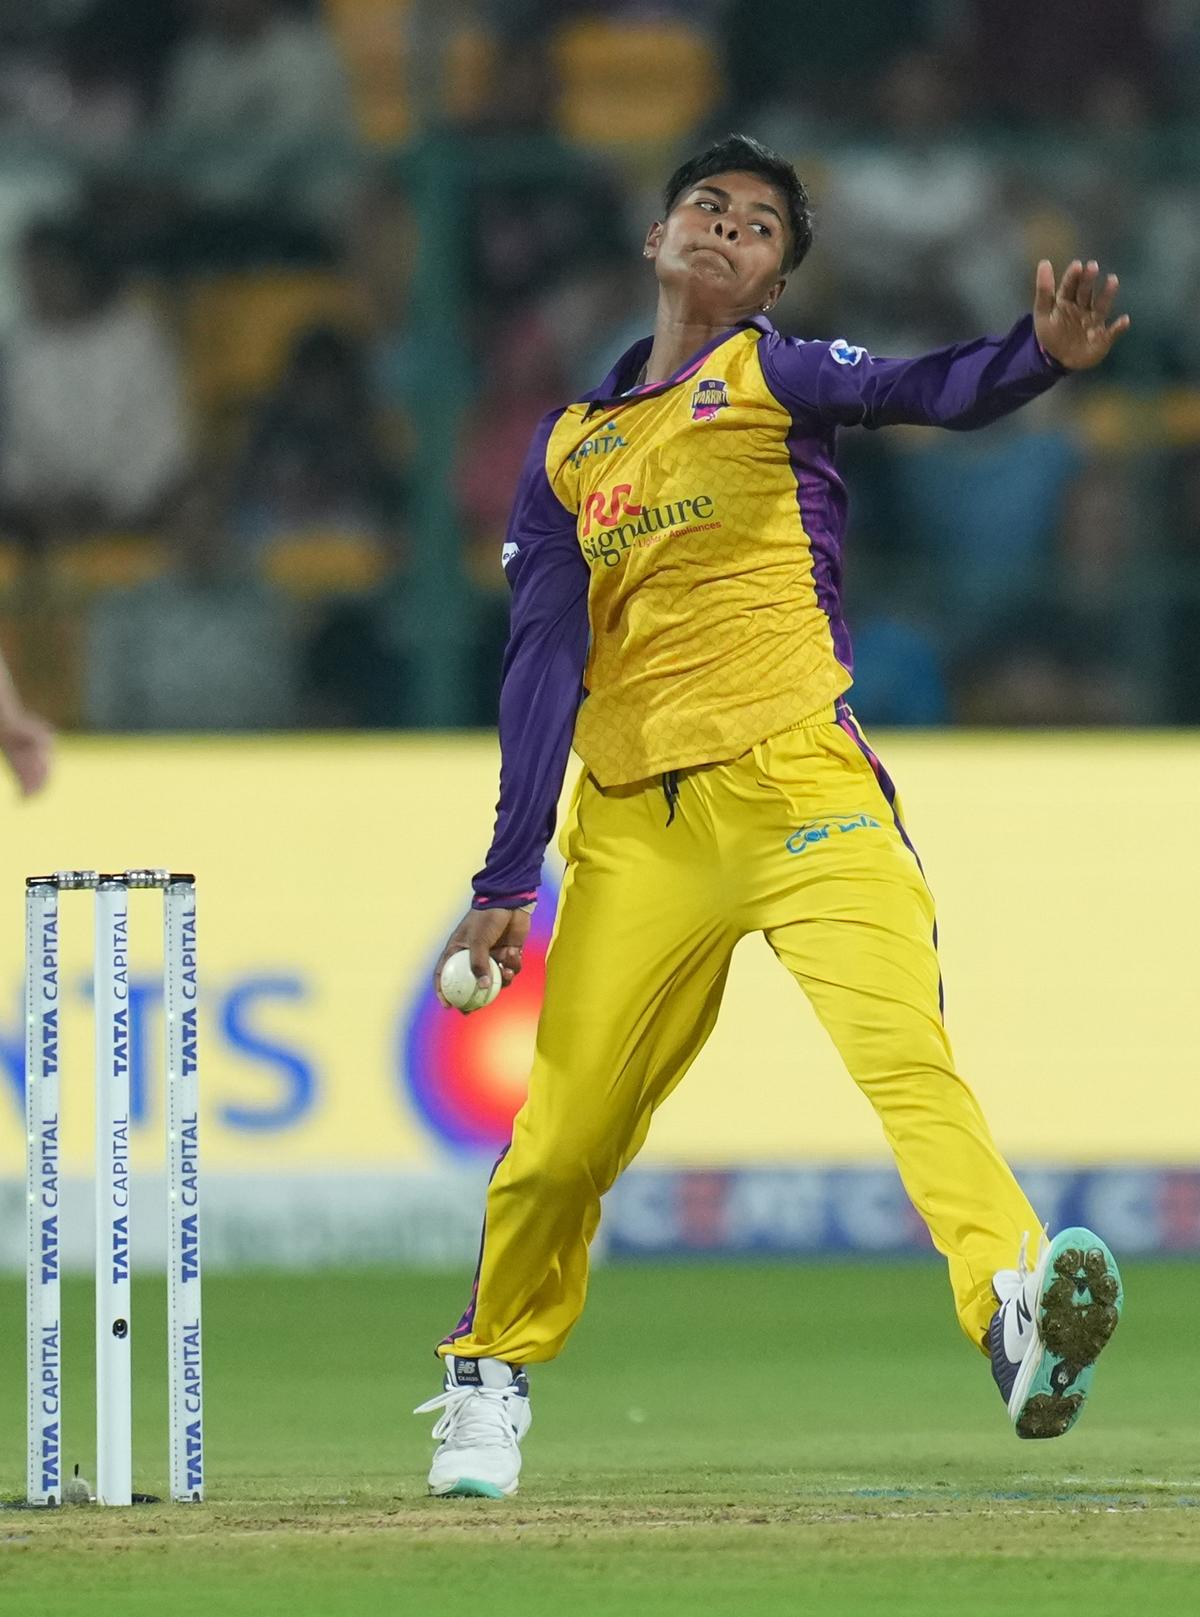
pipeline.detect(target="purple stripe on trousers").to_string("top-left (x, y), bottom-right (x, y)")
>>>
top-left (834, 697), bottom-right (945, 1017)
top-left (440, 1142), bottom-right (511, 1349)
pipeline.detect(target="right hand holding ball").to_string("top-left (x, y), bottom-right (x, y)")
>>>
top-left (439, 949), bottom-right (502, 1013)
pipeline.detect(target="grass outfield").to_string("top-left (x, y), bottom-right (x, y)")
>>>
top-left (0, 1262), bottom-right (1196, 1616)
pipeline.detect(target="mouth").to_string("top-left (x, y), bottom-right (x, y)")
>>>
top-left (689, 243), bottom-right (734, 271)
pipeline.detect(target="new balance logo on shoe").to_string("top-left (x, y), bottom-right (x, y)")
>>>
top-left (416, 1357), bottom-right (533, 1498)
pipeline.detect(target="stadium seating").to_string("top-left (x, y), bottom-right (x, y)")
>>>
top-left (551, 19), bottom-right (721, 158)
top-left (182, 272), bottom-right (365, 424)
top-left (48, 535), bottom-right (171, 596)
top-left (261, 530), bottom-right (389, 599)
top-left (325, 0), bottom-right (410, 144)
top-left (324, 0), bottom-right (495, 142)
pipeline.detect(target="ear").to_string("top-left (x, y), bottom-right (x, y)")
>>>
top-left (760, 277), bottom-right (787, 313)
top-left (643, 220), bottom-right (664, 260)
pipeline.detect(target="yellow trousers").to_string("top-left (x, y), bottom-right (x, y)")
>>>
top-left (442, 707), bottom-right (1039, 1363)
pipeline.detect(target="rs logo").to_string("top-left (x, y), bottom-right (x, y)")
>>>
top-left (581, 484), bottom-right (642, 537)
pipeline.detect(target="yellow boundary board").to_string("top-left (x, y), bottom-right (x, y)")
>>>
top-left (0, 733), bottom-right (1195, 1174)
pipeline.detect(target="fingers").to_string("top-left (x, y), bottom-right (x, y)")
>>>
top-left (4, 738), bottom-right (53, 797)
top-left (466, 912), bottom-right (506, 986)
top-left (496, 944), bottom-right (523, 987)
top-left (1057, 259), bottom-right (1083, 303)
top-left (432, 905), bottom-right (533, 1006)
top-left (1092, 272), bottom-right (1120, 322)
top-left (1033, 259), bottom-right (1056, 318)
top-left (431, 909), bottom-right (484, 1003)
top-left (494, 909), bottom-right (532, 989)
top-left (19, 760), bottom-right (50, 797)
top-left (1076, 259), bottom-right (1100, 310)
top-left (1059, 259), bottom-right (1117, 314)
top-left (468, 934), bottom-right (497, 986)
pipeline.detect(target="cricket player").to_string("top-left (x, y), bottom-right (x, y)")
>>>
top-left (417, 136), bottom-right (1127, 1497)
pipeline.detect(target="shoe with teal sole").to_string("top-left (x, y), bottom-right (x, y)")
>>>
top-left (989, 1226), bottom-right (1123, 1439)
top-left (415, 1354), bottom-right (530, 1496)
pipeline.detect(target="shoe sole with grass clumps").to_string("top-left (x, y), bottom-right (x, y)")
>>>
top-left (1014, 1227), bottom-right (1123, 1440)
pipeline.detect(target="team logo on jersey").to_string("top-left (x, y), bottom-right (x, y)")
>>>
top-left (569, 421), bottom-right (627, 468)
top-left (690, 377), bottom-right (729, 421)
top-left (829, 339), bottom-right (867, 367)
top-left (501, 541), bottom-right (519, 570)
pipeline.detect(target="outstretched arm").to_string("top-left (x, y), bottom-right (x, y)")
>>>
top-left (761, 260), bottom-right (1129, 432)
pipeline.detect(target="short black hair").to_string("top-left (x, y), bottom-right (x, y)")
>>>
top-left (663, 134), bottom-right (813, 274)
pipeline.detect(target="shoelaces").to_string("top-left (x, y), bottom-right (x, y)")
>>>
top-left (995, 1226), bottom-right (1049, 1304)
top-left (413, 1386), bottom-right (521, 1451)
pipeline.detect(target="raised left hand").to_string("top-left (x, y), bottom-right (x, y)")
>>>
top-left (1034, 259), bottom-right (1130, 371)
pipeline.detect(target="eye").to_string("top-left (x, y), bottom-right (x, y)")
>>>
top-left (696, 198), bottom-right (718, 212)
top-left (751, 221), bottom-right (772, 237)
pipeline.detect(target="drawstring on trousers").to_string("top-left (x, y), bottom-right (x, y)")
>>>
top-left (661, 770), bottom-right (680, 826)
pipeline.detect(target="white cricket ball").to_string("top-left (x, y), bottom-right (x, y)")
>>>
top-left (440, 949), bottom-right (501, 1013)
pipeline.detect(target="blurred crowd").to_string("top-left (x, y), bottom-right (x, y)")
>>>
top-left (0, 0), bottom-right (1198, 731)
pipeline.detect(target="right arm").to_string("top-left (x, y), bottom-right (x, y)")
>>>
top-left (434, 413), bottom-right (588, 1002)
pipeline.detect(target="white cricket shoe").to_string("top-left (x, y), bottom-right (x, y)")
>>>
top-left (989, 1226), bottom-right (1123, 1440)
top-left (414, 1354), bottom-right (531, 1498)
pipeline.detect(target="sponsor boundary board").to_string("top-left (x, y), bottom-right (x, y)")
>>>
top-left (0, 736), bottom-right (1196, 1204)
top-left (3, 1164), bottom-right (1197, 1272)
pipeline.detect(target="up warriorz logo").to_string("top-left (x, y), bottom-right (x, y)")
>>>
top-left (690, 377), bottom-right (729, 421)
top-left (579, 482), bottom-right (718, 568)
top-left (569, 420), bottom-right (627, 468)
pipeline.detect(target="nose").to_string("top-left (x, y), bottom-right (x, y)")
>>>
top-left (714, 220), bottom-right (739, 242)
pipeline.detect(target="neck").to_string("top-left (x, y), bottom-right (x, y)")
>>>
top-left (642, 296), bottom-right (755, 385)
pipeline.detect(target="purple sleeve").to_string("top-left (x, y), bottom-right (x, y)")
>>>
top-left (472, 412), bottom-right (589, 910)
top-left (759, 314), bottom-right (1067, 432)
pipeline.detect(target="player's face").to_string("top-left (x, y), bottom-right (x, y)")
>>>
top-left (646, 170), bottom-right (789, 317)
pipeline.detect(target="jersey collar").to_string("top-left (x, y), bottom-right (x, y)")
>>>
top-left (583, 314), bottom-right (776, 418)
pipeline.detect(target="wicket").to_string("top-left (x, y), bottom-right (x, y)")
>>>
top-left (24, 869), bottom-right (204, 1508)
